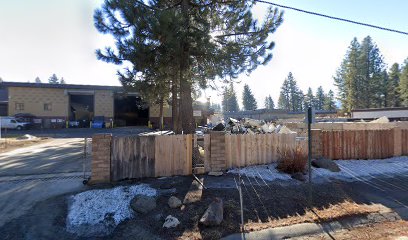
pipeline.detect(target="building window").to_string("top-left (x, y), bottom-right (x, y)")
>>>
top-left (44, 103), bottom-right (52, 111)
top-left (15, 103), bottom-right (24, 111)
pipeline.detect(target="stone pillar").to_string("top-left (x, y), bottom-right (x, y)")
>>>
top-left (209, 132), bottom-right (226, 172)
top-left (311, 129), bottom-right (322, 159)
top-left (91, 134), bottom-right (112, 183)
top-left (393, 127), bottom-right (402, 157)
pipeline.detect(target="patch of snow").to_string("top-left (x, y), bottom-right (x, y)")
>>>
top-left (66, 184), bottom-right (157, 235)
top-left (227, 156), bottom-right (408, 185)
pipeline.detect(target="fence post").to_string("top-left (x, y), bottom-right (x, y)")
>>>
top-left (90, 134), bottom-right (112, 183)
top-left (209, 131), bottom-right (226, 172)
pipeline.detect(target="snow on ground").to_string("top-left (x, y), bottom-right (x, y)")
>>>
top-left (66, 184), bottom-right (157, 235)
top-left (227, 156), bottom-right (408, 184)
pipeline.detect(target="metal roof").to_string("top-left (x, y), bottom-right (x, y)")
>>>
top-left (352, 107), bottom-right (408, 112)
top-left (1, 81), bottom-right (124, 91)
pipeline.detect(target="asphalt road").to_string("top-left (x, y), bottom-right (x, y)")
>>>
top-left (0, 138), bottom-right (90, 176)
top-left (0, 138), bottom-right (92, 228)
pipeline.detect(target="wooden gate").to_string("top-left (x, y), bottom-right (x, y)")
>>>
top-left (110, 135), bottom-right (192, 181)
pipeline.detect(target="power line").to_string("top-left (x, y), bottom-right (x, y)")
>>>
top-left (254, 0), bottom-right (408, 36)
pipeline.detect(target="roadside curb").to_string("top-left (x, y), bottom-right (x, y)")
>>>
top-left (0, 171), bottom-right (91, 183)
top-left (221, 210), bottom-right (401, 240)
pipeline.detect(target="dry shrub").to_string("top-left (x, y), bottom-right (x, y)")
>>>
top-left (277, 145), bottom-right (307, 174)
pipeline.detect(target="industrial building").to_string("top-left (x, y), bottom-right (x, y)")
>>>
top-left (0, 82), bottom-right (148, 128)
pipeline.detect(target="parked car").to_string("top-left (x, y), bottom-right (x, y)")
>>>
top-left (0, 117), bottom-right (31, 130)
top-left (91, 116), bottom-right (105, 128)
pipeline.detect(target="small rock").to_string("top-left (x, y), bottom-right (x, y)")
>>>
top-left (200, 197), bottom-right (223, 226)
top-left (130, 195), bottom-right (156, 214)
top-left (291, 172), bottom-right (306, 182)
top-left (312, 158), bottom-right (340, 172)
top-left (168, 196), bottom-right (182, 208)
top-left (163, 215), bottom-right (180, 228)
top-left (208, 171), bottom-right (223, 177)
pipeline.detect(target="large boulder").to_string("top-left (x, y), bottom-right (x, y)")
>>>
top-left (163, 215), bottom-right (180, 228)
top-left (130, 195), bottom-right (156, 214)
top-left (168, 196), bottom-right (182, 209)
top-left (312, 158), bottom-right (340, 172)
top-left (199, 198), bottom-right (223, 226)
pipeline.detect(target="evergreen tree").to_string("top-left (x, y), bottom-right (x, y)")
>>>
top-left (304, 87), bottom-right (315, 109)
top-left (264, 95), bottom-right (275, 109)
top-left (315, 86), bottom-right (325, 110)
top-left (324, 90), bottom-right (336, 111)
top-left (242, 84), bottom-right (257, 110)
top-left (278, 72), bottom-right (303, 111)
top-left (94, 0), bottom-right (283, 133)
top-left (60, 77), bottom-right (66, 84)
top-left (222, 83), bottom-right (239, 112)
top-left (399, 58), bottom-right (408, 106)
top-left (359, 36), bottom-right (385, 108)
top-left (388, 63), bottom-right (401, 107)
top-left (334, 36), bottom-right (386, 112)
top-left (35, 77), bottom-right (41, 83)
top-left (48, 74), bottom-right (59, 84)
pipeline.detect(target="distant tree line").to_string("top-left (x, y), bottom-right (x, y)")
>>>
top-left (33, 74), bottom-right (66, 84)
top-left (334, 36), bottom-right (408, 113)
top-left (277, 72), bottom-right (336, 112)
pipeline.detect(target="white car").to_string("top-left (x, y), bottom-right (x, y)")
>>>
top-left (0, 117), bottom-right (30, 130)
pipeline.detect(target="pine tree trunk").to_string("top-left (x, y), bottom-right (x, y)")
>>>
top-left (178, 0), bottom-right (195, 134)
top-left (171, 75), bottom-right (181, 134)
top-left (159, 97), bottom-right (164, 130)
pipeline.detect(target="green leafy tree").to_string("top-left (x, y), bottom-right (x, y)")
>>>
top-left (399, 58), bottom-right (408, 106)
top-left (264, 95), bottom-right (275, 109)
top-left (324, 90), bottom-right (336, 111)
top-left (387, 63), bottom-right (401, 107)
top-left (48, 74), bottom-right (59, 84)
top-left (35, 77), bottom-right (41, 83)
top-left (94, 0), bottom-right (283, 133)
top-left (242, 84), bottom-right (257, 110)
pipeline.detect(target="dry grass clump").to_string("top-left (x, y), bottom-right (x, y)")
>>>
top-left (277, 146), bottom-right (307, 174)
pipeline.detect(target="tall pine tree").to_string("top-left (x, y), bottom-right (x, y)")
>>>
top-left (334, 36), bottom-right (386, 112)
top-left (304, 87), bottom-right (315, 109)
top-left (94, 0), bottom-right (283, 133)
top-left (399, 58), bottom-right (408, 106)
top-left (264, 95), bottom-right (275, 109)
top-left (315, 86), bottom-right (325, 110)
top-left (242, 84), bottom-right (257, 110)
top-left (48, 74), bottom-right (59, 84)
top-left (388, 63), bottom-right (401, 107)
top-left (278, 72), bottom-right (303, 111)
top-left (222, 83), bottom-right (239, 112)
top-left (324, 90), bottom-right (336, 111)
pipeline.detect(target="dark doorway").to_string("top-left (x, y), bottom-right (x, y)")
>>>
top-left (0, 103), bottom-right (7, 116)
top-left (69, 94), bottom-right (94, 123)
top-left (114, 96), bottom-right (148, 126)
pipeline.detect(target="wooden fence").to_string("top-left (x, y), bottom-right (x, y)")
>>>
top-left (224, 133), bottom-right (302, 168)
top-left (320, 130), bottom-right (395, 160)
top-left (403, 129), bottom-right (408, 155)
top-left (110, 134), bottom-right (192, 181)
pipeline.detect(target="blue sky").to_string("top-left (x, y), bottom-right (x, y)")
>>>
top-left (1, 0), bottom-right (407, 108)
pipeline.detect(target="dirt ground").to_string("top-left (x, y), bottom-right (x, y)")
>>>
top-left (0, 137), bottom-right (49, 153)
top-left (294, 220), bottom-right (408, 240)
top-left (0, 174), bottom-right (395, 240)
